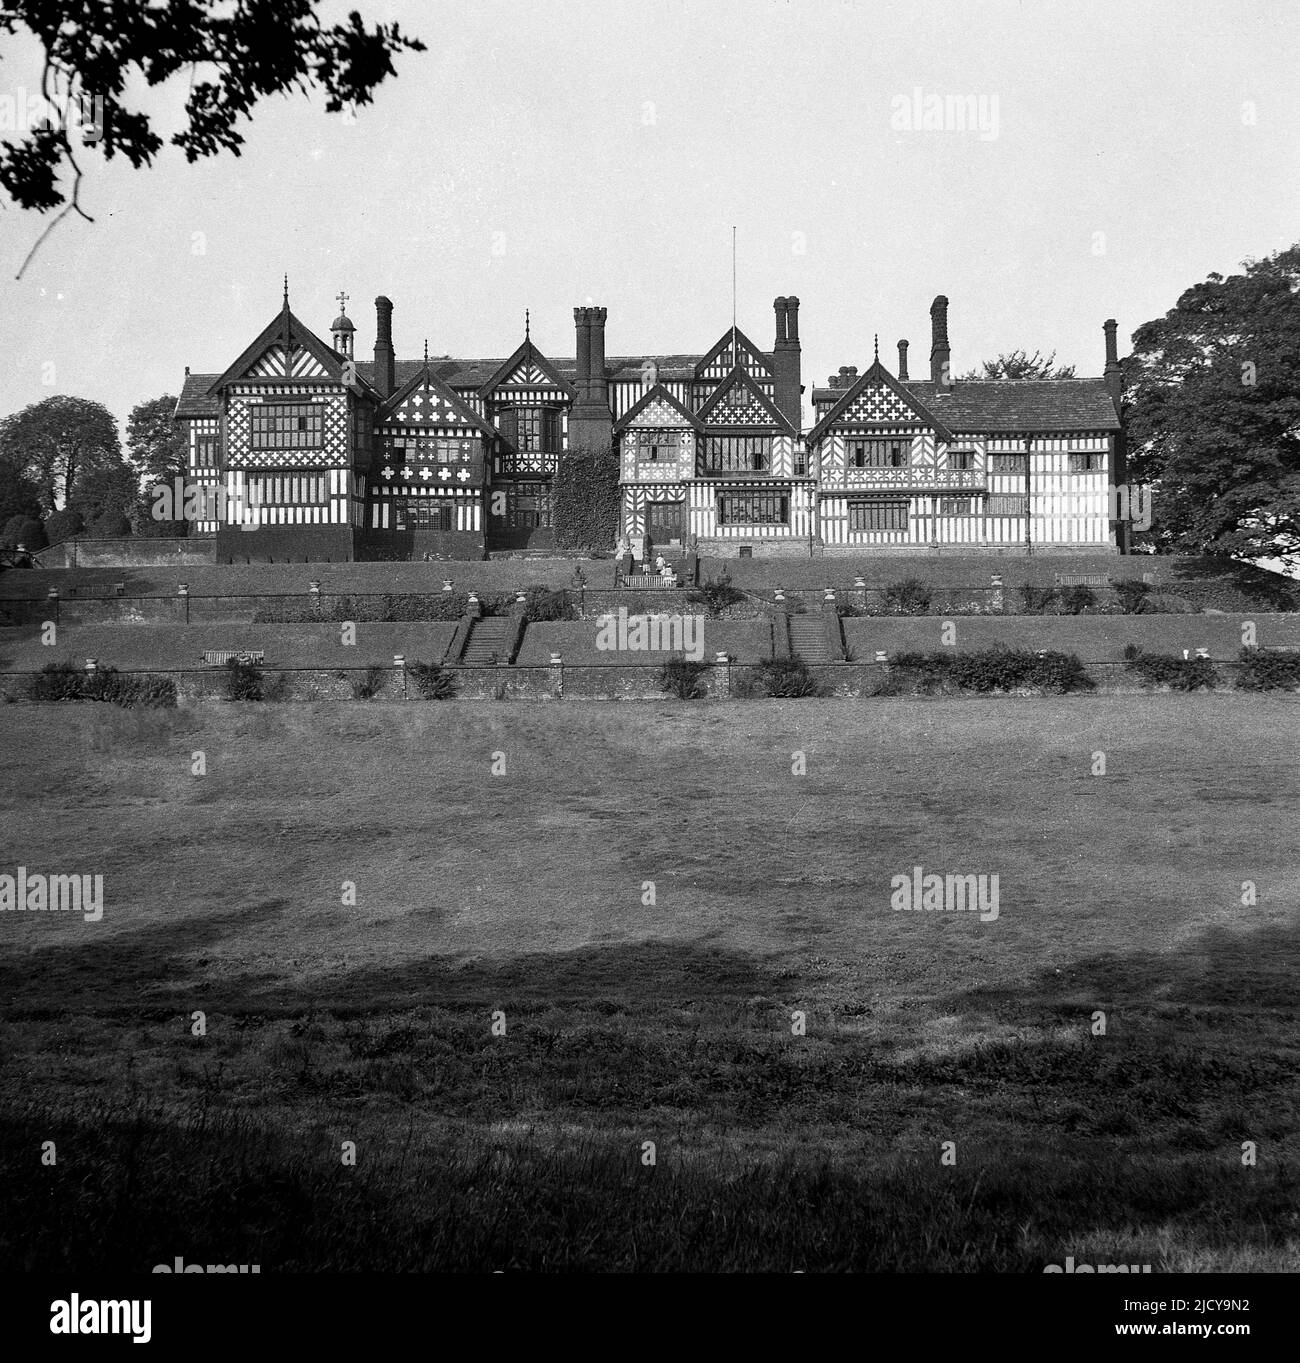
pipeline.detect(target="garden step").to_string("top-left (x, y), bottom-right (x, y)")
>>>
top-left (460, 616), bottom-right (514, 665)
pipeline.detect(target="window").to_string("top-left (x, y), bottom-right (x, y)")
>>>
top-left (408, 500), bottom-right (453, 531)
top-left (939, 497), bottom-right (975, 515)
top-left (947, 449), bottom-right (974, 471)
top-left (194, 435), bottom-right (219, 468)
top-left (793, 452), bottom-right (806, 476)
top-left (726, 383), bottom-right (748, 409)
top-left (1068, 452), bottom-right (1104, 472)
top-left (250, 403), bottom-right (324, 450)
top-left (987, 494), bottom-right (1027, 515)
top-left (989, 453), bottom-right (1026, 473)
top-left (634, 434), bottom-right (678, 464)
top-left (704, 436), bottom-right (772, 473)
top-left (506, 481), bottom-right (552, 528)
top-left (718, 492), bottom-right (789, 525)
top-left (848, 439), bottom-right (908, 468)
top-left (501, 406), bottom-right (561, 453)
top-left (245, 474), bottom-right (328, 506)
top-left (848, 499), bottom-right (909, 532)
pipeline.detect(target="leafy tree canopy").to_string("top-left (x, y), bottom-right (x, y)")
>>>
top-left (1124, 243), bottom-right (1300, 565)
top-left (0, 395), bottom-right (121, 513)
top-left (958, 350), bottom-right (1077, 380)
top-left (126, 394), bottom-right (184, 484)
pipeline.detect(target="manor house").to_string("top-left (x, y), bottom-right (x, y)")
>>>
top-left (173, 287), bottom-right (1126, 561)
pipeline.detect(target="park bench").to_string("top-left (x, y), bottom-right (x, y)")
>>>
top-left (200, 650), bottom-right (265, 666)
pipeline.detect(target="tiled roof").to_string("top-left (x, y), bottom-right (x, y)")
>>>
top-left (906, 379), bottom-right (1121, 432)
top-left (175, 374), bottom-right (222, 419)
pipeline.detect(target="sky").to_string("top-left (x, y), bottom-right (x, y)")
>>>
top-left (1, 0), bottom-right (1297, 433)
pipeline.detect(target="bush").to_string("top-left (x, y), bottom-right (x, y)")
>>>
top-left (263, 673), bottom-right (293, 703)
top-left (0, 514), bottom-right (47, 551)
top-left (24, 659), bottom-right (176, 707)
top-left (883, 577), bottom-right (932, 615)
top-left (1112, 578), bottom-right (1153, 614)
top-left (522, 586), bottom-right (575, 623)
top-left (1122, 646), bottom-right (1217, 691)
top-left (43, 508), bottom-right (85, 545)
top-left (888, 646), bottom-right (1095, 695)
top-left (1058, 584), bottom-right (1097, 615)
top-left (660, 656), bottom-right (710, 699)
top-left (737, 655), bottom-right (826, 699)
top-left (688, 572), bottom-right (745, 617)
top-left (224, 657), bottom-right (264, 701)
top-left (408, 660), bottom-right (456, 700)
top-left (1235, 646), bottom-right (1300, 691)
top-left (251, 590), bottom-right (515, 624)
top-left (1018, 584), bottom-right (1058, 614)
top-left (350, 665), bottom-right (387, 700)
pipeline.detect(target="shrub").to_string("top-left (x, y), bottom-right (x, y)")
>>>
top-left (1123, 646), bottom-right (1217, 691)
top-left (224, 657), bottom-right (264, 701)
top-left (0, 514), bottom-right (47, 551)
top-left (350, 665), bottom-right (387, 700)
top-left (1018, 584), bottom-right (1058, 614)
top-left (1058, 584), bottom-right (1097, 615)
top-left (408, 660), bottom-right (456, 700)
top-left (24, 660), bottom-right (176, 707)
top-left (522, 586), bottom-right (575, 622)
top-left (252, 591), bottom-right (489, 624)
top-left (737, 655), bottom-right (826, 699)
top-left (1235, 646), bottom-right (1300, 691)
top-left (1112, 578), bottom-right (1154, 614)
top-left (263, 673), bottom-right (293, 703)
top-left (43, 508), bottom-right (85, 545)
top-left (888, 646), bottom-right (1095, 695)
top-left (660, 656), bottom-right (710, 699)
top-left (688, 572), bottom-right (745, 617)
top-left (883, 577), bottom-right (932, 615)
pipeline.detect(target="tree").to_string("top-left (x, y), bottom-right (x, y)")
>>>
top-left (71, 459), bottom-right (138, 536)
top-left (0, 449), bottom-right (43, 526)
top-left (43, 508), bottom-right (85, 544)
top-left (1, 2), bottom-right (424, 273)
top-left (958, 350), bottom-right (1077, 380)
top-left (1124, 244), bottom-right (1300, 566)
top-left (0, 396), bottom-right (121, 513)
top-left (126, 394), bottom-right (189, 536)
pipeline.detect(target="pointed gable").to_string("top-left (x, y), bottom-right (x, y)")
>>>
top-left (380, 364), bottom-right (497, 438)
top-left (694, 327), bottom-right (773, 383)
top-left (613, 383), bottom-right (702, 436)
top-left (207, 305), bottom-right (346, 392)
top-left (478, 337), bottom-right (575, 400)
top-left (808, 359), bottom-right (955, 444)
top-left (696, 367), bottom-right (796, 435)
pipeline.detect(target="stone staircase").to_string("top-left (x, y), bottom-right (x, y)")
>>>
top-left (787, 613), bottom-right (832, 663)
top-left (459, 615), bottom-right (515, 665)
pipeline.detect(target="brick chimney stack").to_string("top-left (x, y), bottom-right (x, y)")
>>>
top-left (929, 295), bottom-right (950, 386)
top-left (897, 340), bottom-right (909, 381)
top-left (569, 305), bottom-right (613, 451)
top-left (1103, 318), bottom-right (1122, 412)
top-left (373, 296), bottom-right (395, 398)
top-left (772, 295), bottom-right (802, 430)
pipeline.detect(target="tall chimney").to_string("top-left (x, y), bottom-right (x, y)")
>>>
top-left (1103, 318), bottom-right (1122, 412)
top-left (929, 295), bottom-right (950, 386)
top-left (567, 303), bottom-right (613, 452)
top-left (573, 308), bottom-right (592, 400)
top-left (772, 295), bottom-right (802, 430)
top-left (373, 296), bottom-right (395, 399)
top-left (897, 339), bottom-right (909, 381)
top-left (588, 307), bottom-right (608, 408)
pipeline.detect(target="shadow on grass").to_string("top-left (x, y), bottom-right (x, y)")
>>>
top-left (1168, 558), bottom-right (1300, 611)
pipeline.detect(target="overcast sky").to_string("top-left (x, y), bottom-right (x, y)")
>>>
top-left (1, 0), bottom-right (1297, 431)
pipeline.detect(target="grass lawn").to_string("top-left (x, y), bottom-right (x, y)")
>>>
top-left (1, 697), bottom-right (1297, 1271)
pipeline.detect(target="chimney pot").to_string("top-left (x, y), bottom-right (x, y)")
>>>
top-left (785, 296), bottom-right (800, 342)
top-left (373, 296), bottom-right (395, 398)
top-left (897, 340), bottom-right (910, 381)
top-left (929, 294), bottom-right (951, 385)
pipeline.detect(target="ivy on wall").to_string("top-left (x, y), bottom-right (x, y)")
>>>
top-left (553, 442), bottom-right (620, 551)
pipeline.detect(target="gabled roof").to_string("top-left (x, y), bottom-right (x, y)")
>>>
top-left (612, 383), bottom-right (703, 436)
top-left (905, 378), bottom-right (1122, 433)
top-left (694, 326), bottom-right (774, 379)
top-left (695, 366), bottom-right (797, 435)
top-left (807, 359), bottom-right (956, 444)
top-left (205, 303), bottom-right (349, 393)
top-left (478, 336), bottom-right (576, 400)
top-left (378, 362), bottom-right (498, 439)
top-left (175, 373), bottom-right (222, 419)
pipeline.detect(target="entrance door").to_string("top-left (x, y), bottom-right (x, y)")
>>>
top-left (646, 501), bottom-right (684, 556)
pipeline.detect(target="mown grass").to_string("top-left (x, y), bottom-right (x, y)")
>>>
top-left (1, 699), bottom-right (1297, 1270)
